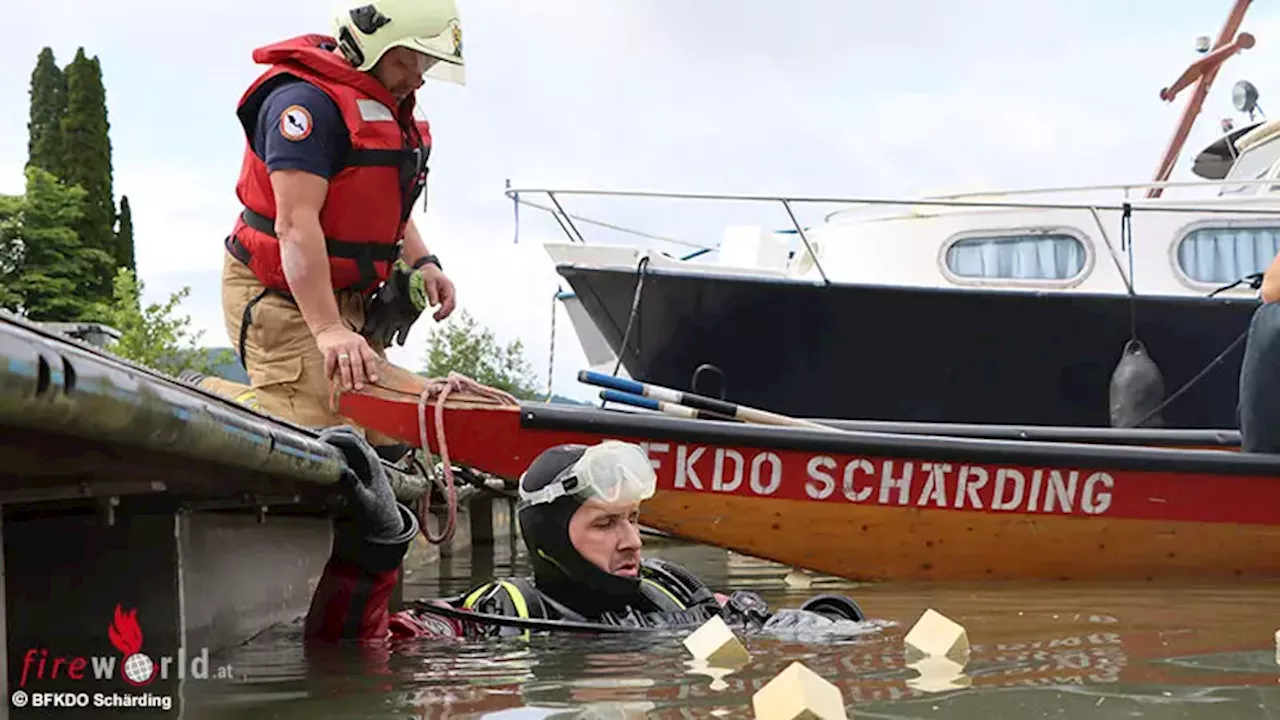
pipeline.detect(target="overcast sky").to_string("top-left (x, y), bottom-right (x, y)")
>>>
top-left (3, 1), bottom-right (1278, 401)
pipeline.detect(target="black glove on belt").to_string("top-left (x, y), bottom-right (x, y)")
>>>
top-left (362, 260), bottom-right (424, 349)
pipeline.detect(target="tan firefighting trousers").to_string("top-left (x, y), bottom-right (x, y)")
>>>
top-left (209, 250), bottom-right (398, 446)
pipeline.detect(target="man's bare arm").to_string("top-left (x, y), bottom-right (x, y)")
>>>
top-left (399, 216), bottom-right (429, 265)
top-left (271, 169), bottom-right (379, 388)
top-left (272, 170), bottom-right (344, 334)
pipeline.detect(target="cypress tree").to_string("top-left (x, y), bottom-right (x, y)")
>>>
top-left (26, 48), bottom-right (67, 177)
top-left (116, 194), bottom-right (135, 273)
top-left (61, 48), bottom-right (116, 304)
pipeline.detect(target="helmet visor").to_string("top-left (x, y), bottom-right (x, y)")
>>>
top-left (519, 441), bottom-right (657, 508)
top-left (397, 20), bottom-right (464, 85)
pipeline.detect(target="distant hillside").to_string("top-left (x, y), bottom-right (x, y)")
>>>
top-left (547, 394), bottom-right (589, 405)
top-left (203, 347), bottom-right (248, 383)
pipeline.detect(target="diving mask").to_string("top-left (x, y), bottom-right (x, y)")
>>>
top-left (519, 440), bottom-right (657, 508)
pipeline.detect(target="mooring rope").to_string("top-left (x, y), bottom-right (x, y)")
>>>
top-left (414, 372), bottom-right (520, 545)
top-left (546, 287), bottom-right (559, 401)
top-left (601, 255), bottom-right (651, 408)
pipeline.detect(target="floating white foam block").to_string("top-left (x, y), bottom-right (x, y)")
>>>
top-left (751, 661), bottom-right (848, 720)
top-left (903, 608), bottom-right (969, 660)
top-left (682, 615), bottom-right (751, 668)
top-left (783, 568), bottom-right (813, 589)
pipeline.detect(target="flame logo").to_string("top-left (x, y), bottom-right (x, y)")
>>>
top-left (108, 604), bottom-right (143, 656)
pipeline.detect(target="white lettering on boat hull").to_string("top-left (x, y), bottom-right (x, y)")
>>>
top-left (648, 443), bottom-right (1115, 516)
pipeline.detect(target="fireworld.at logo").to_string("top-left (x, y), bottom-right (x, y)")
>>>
top-left (18, 604), bottom-right (234, 687)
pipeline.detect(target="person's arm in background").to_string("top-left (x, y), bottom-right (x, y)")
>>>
top-left (1261, 250), bottom-right (1280, 303)
top-left (257, 82), bottom-right (380, 389)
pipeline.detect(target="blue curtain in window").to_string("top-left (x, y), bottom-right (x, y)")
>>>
top-left (1177, 227), bottom-right (1280, 284)
top-left (946, 235), bottom-right (1086, 280)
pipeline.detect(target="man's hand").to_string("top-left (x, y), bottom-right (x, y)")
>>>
top-left (419, 265), bottom-right (457, 321)
top-left (316, 325), bottom-right (380, 390)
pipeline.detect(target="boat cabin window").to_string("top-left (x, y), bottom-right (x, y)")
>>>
top-left (1175, 223), bottom-right (1280, 285)
top-left (1220, 134), bottom-right (1280, 196)
top-left (943, 233), bottom-right (1088, 282)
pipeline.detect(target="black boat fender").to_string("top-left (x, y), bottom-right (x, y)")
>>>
top-left (1109, 338), bottom-right (1166, 428)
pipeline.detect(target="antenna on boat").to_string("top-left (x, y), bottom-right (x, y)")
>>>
top-left (1147, 0), bottom-right (1255, 199)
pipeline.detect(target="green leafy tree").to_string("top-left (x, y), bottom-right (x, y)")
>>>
top-left (0, 194), bottom-right (24, 312)
top-left (422, 309), bottom-right (540, 400)
top-left (27, 48), bottom-right (67, 177)
top-left (0, 165), bottom-right (113, 321)
top-left (61, 48), bottom-right (118, 303)
top-left (89, 268), bottom-right (231, 377)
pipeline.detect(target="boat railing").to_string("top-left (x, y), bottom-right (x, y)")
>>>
top-left (918, 176), bottom-right (1279, 202)
top-left (505, 183), bottom-right (1280, 288)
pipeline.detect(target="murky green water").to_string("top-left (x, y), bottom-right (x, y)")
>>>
top-left (185, 534), bottom-right (1280, 719)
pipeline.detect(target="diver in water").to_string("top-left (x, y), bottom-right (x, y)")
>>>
top-left (305, 429), bottom-right (865, 644)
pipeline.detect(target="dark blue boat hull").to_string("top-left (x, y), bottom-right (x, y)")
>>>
top-left (557, 265), bottom-right (1259, 429)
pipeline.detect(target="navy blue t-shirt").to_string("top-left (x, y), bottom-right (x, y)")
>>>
top-left (252, 80), bottom-right (350, 178)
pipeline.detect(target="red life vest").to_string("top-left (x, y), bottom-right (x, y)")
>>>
top-left (228, 34), bottom-right (431, 295)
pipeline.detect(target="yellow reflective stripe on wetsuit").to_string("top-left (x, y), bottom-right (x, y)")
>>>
top-left (462, 581), bottom-right (531, 618)
top-left (641, 577), bottom-right (686, 609)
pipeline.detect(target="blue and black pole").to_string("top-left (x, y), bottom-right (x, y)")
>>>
top-left (579, 370), bottom-right (837, 432)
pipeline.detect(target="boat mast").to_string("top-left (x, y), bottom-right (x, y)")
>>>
top-left (1147, 0), bottom-right (1255, 198)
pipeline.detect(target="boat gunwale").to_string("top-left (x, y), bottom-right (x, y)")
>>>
top-left (819, 418), bottom-right (1240, 446)
top-left (518, 403), bottom-right (1280, 477)
top-left (555, 263), bottom-right (1265, 305)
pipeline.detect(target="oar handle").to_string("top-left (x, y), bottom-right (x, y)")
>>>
top-left (579, 370), bottom-right (645, 395)
top-left (601, 389), bottom-right (737, 422)
top-left (580, 368), bottom-right (836, 432)
top-left (600, 388), bottom-right (660, 411)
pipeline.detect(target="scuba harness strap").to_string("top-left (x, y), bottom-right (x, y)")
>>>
top-left (640, 557), bottom-right (717, 609)
top-left (438, 558), bottom-right (729, 633)
top-left (462, 577), bottom-right (541, 619)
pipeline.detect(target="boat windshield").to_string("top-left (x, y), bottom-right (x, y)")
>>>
top-left (1220, 133), bottom-right (1280, 196)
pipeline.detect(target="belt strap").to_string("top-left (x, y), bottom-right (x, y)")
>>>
top-left (240, 209), bottom-right (401, 261)
top-left (239, 208), bottom-right (400, 292)
top-left (225, 234), bottom-right (252, 266)
top-left (346, 148), bottom-right (418, 167)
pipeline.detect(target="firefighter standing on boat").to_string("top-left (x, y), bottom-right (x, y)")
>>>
top-left (187, 0), bottom-right (461, 462)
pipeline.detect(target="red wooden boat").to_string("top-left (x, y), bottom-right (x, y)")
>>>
top-left (338, 367), bottom-right (1280, 584)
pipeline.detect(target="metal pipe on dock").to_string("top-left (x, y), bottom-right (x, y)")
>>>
top-left (0, 312), bottom-right (426, 503)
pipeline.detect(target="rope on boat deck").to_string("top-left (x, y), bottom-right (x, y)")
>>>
top-left (414, 372), bottom-right (520, 545)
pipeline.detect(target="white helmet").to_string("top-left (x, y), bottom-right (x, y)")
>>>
top-left (333, 0), bottom-right (465, 85)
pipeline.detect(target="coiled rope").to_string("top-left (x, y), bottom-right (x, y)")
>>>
top-left (412, 372), bottom-right (520, 544)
